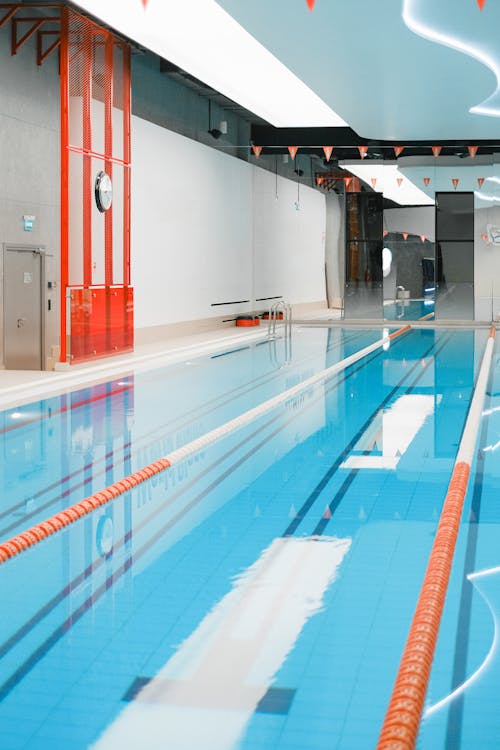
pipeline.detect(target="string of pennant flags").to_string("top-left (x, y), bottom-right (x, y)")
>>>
top-left (251, 145), bottom-right (481, 162)
top-left (141, 0), bottom-right (488, 10)
top-left (305, 0), bottom-right (487, 9)
top-left (251, 144), bottom-right (488, 192)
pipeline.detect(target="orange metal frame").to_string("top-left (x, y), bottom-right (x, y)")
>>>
top-left (59, 8), bottom-right (132, 363)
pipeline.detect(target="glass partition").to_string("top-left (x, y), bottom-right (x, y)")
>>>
top-left (344, 193), bottom-right (383, 318)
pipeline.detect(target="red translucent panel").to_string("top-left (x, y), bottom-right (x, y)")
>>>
top-left (70, 286), bottom-right (134, 363)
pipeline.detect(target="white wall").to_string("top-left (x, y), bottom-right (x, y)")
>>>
top-left (384, 206), bottom-right (435, 241)
top-left (475, 204), bottom-right (500, 320)
top-left (131, 116), bottom-right (326, 330)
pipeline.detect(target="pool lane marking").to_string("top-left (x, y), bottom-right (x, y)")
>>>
top-left (0, 329), bottom-right (368, 534)
top-left (377, 324), bottom-right (497, 750)
top-left (284, 334), bottom-right (443, 537)
top-left (0, 326), bottom-right (411, 564)
top-left (0, 336), bottom-right (387, 676)
top-left (312, 334), bottom-right (453, 537)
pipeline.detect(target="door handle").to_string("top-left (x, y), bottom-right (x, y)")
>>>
top-left (17, 317), bottom-right (26, 328)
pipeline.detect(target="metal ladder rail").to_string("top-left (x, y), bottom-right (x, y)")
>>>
top-left (267, 300), bottom-right (292, 366)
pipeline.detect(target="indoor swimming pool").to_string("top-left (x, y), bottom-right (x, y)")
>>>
top-left (0, 324), bottom-right (498, 749)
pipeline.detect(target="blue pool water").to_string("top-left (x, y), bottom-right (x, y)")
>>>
top-left (0, 326), bottom-right (497, 749)
top-left (383, 298), bottom-right (434, 320)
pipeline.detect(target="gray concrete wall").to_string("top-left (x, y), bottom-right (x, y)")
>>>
top-left (0, 26), bottom-right (60, 369)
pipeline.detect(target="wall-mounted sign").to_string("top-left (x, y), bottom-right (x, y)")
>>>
top-left (487, 224), bottom-right (500, 245)
top-left (23, 215), bottom-right (35, 231)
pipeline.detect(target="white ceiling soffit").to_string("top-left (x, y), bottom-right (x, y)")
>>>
top-left (217, 0), bottom-right (500, 141)
top-left (71, 0), bottom-right (347, 128)
top-left (339, 162), bottom-right (435, 206)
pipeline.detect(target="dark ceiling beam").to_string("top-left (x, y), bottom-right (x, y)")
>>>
top-left (250, 125), bottom-right (500, 152)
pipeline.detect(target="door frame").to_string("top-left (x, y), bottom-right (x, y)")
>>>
top-left (2, 243), bottom-right (46, 370)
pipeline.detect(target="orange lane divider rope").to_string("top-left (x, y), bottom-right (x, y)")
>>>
top-left (377, 323), bottom-right (497, 750)
top-left (0, 325), bottom-right (411, 565)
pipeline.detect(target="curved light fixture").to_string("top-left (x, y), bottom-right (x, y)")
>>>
top-left (402, 0), bottom-right (500, 118)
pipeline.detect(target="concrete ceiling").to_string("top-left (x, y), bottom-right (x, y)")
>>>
top-left (217, 0), bottom-right (500, 141)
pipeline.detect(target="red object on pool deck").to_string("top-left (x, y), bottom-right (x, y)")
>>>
top-left (236, 316), bottom-right (260, 327)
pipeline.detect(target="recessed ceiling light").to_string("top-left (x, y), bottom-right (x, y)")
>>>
top-left (72, 0), bottom-right (347, 128)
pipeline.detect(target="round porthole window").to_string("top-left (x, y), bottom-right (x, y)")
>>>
top-left (94, 171), bottom-right (113, 213)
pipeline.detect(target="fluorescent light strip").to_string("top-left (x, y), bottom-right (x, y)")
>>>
top-left (403, 0), bottom-right (500, 118)
top-left (338, 162), bottom-right (434, 206)
top-left (72, 0), bottom-right (346, 128)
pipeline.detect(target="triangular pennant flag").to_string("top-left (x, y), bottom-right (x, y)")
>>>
top-left (288, 503), bottom-right (298, 519)
top-left (306, 0), bottom-right (316, 9)
top-left (468, 145), bottom-right (478, 159)
top-left (420, 234), bottom-right (426, 243)
top-left (393, 146), bottom-right (404, 157)
top-left (383, 230), bottom-right (389, 237)
top-left (402, 232), bottom-right (409, 240)
top-left (481, 233), bottom-right (488, 241)
top-left (288, 146), bottom-right (298, 160)
top-left (323, 146), bottom-right (333, 161)
top-left (423, 177), bottom-right (431, 186)
top-left (452, 178), bottom-right (459, 190)
top-left (478, 177), bottom-right (485, 188)
top-left (322, 506), bottom-right (332, 520)
top-left (477, 0), bottom-right (486, 9)
top-left (252, 145), bottom-right (262, 158)
top-left (396, 177), bottom-right (403, 187)
top-left (371, 177), bottom-right (377, 188)
top-left (358, 145), bottom-right (368, 159)
top-left (343, 176), bottom-right (353, 188)
top-left (432, 145), bottom-right (442, 158)
top-left (316, 176), bottom-right (324, 185)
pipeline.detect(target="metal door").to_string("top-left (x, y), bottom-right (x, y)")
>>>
top-left (4, 246), bottom-right (42, 370)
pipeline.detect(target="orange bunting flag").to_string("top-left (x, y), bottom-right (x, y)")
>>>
top-left (396, 177), bottom-right (403, 187)
top-left (358, 146), bottom-right (368, 159)
top-left (323, 146), bottom-right (333, 161)
top-left (402, 232), bottom-right (409, 241)
top-left (420, 234), bottom-right (426, 243)
top-left (371, 178), bottom-right (377, 188)
top-left (306, 0), bottom-right (316, 9)
top-left (432, 145), bottom-right (442, 158)
top-left (452, 178), bottom-right (459, 190)
top-left (393, 146), bottom-right (404, 158)
top-left (481, 233), bottom-right (488, 241)
top-left (316, 176), bottom-right (324, 185)
top-left (343, 176), bottom-right (353, 189)
top-left (252, 145), bottom-right (262, 158)
top-left (383, 230), bottom-right (389, 237)
top-left (423, 177), bottom-right (431, 186)
top-left (477, 0), bottom-right (486, 9)
top-left (468, 145), bottom-right (478, 159)
top-left (477, 177), bottom-right (485, 188)
top-left (288, 146), bottom-right (298, 160)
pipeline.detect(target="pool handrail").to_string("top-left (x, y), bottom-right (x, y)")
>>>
top-left (376, 323), bottom-right (497, 750)
top-left (0, 324), bottom-right (411, 564)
